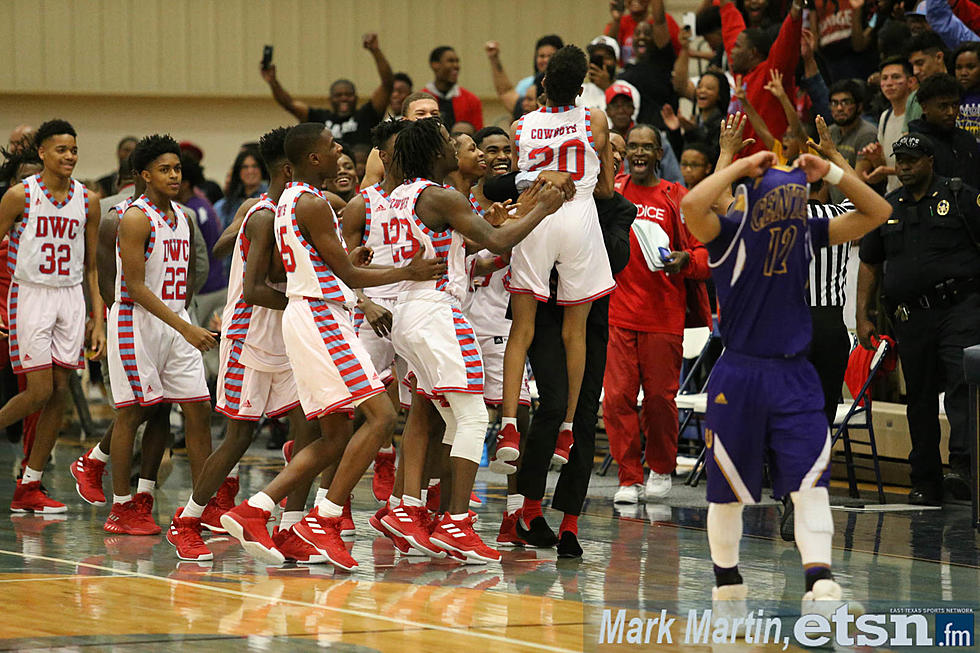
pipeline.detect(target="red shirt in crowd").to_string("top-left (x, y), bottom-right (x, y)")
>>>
top-left (607, 12), bottom-right (683, 66)
top-left (422, 83), bottom-right (484, 131)
top-left (610, 174), bottom-right (710, 336)
top-left (721, 3), bottom-right (802, 156)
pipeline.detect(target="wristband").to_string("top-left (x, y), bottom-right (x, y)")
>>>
top-left (823, 162), bottom-right (844, 186)
top-left (493, 255), bottom-right (507, 270)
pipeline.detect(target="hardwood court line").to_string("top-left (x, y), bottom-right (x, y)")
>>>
top-left (0, 548), bottom-right (579, 653)
top-left (0, 574), bottom-right (89, 583)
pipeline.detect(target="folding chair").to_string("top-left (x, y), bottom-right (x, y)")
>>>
top-left (831, 337), bottom-right (889, 504)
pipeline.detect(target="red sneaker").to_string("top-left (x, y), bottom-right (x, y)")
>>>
top-left (469, 491), bottom-right (482, 508)
top-left (215, 477), bottom-right (239, 511)
top-left (11, 480), bottom-right (67, 514)
top-left (552, 428), bottom-right (573, 465)
top-left (131, 492), bottom-right (162, 535)
top-left (219, 502), bottom-right (284, 565)
top-left (104, 499), bottom-right (158, 535)
top-left (70, 454), bottom-right (106, 506)
top-left (369, 505), bottom-right (416, 556)
top-left (200, 497), bottom-right (227, 532)
top-left (340, 498), bottom-right (355, 539)
top-left (281, 440), bottom-right (294, 463)
top-left (372, 449), bottom-right (396, 504)
top-left (490, 424), bottom-right (520, 474)
top-left (425, 483), bottom-right (441, 513)
top-left (273, 526), bottom-right (327, 564)
top-left (293, 510), bottom-right (358, 571)
top-left (430, 513), bottom-right (501, 564)
top-left (381, 503), bottom-right (446, 558)
top-left (167, 509), bottom-right (213, 561)
top-left (496, 510), bottom-right (526, 547)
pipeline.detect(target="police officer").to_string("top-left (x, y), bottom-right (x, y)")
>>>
top-left (857, 133), bottom-right (980, 506)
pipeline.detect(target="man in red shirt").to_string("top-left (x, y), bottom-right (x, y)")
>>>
top-left (424, 46), bottom-right (483, 131)
top-left (605, 0), bottom-right (682, 66)
top-left (605, 124), bottom-right (710, 505)
top-left (722, 0), bottom-right (803, 156)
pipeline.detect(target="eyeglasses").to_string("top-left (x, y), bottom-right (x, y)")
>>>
top-left (625, 143), bottom-right (661, 153)
top-left (680, 161), bottom-right (708, 168)
top-left (829, 98), bottom-right (855, 107)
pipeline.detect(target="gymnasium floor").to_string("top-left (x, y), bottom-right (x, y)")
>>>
top-left (0, 436), bottom-right (977, 652)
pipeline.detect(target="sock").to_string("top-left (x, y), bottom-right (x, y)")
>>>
top-left (280, 510), bottom-right (303, 530)
top-left (804, 565), bottom-right (834, 593)
top-left (379, 445), bottom-right (395, 455)
top-left (522, 498), bottom-right (543, 524)
top-left (402, 494), bottom-right (423, 508)
top-left (183, 497), bottom-right (206, 519)
top-left (559, 421), bottom-right (573, 433)
top-left (420, 489), bottom-right (428, 504)
top-left (247, 492), bottom-right (276, 514)
top-left (315, 488), bottom-right (328, 504)
top-left (450, 512), bottom-right (468, 521)
top-left (114, 493), bottom-right (132, 505)
top-left (89, 443), bottom-right (110, 463)
top-left (136, 478), bottom-right (155, 495)
top-left (713, 564), bottom-right (743, 587)
top-left (501, 417), bottom-right (517, 430)
top-left (22, 466), bottom-right (42, 484)
top-left (229, 464), bottom-right (240, 479)
top-left (506, 494), bottom-right (523, 515)
top-left (560, 513), bottom-right (578, 535)
top-left (316, 498), bottom-right (343, 518)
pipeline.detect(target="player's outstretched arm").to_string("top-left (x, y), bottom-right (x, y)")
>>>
top-left (83, 188), bottom-right (106, 358)
top-left (425, 181), bottom-right (564, 254)
top-left (213, 198), bottom-right (259, 259)
top-left (296, 194), bottom-right (445, 288)
top-left (242, 209), bottom-right (287, 310)
top-left (118, 207), bottom-right (216, 352)
top-left (681, 150), bottom-right (779, 244)
top-left (795, 154), bottom-right (892, 246)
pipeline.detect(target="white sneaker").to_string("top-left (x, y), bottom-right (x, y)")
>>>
top-left (711, 583), bottom-right (749, 637)
top-left (645, 472), bottom-right (671, 499)
top-left (801, 579), bottom-right (852, 648)
top-left (613, 484), bottom-right (642, 504)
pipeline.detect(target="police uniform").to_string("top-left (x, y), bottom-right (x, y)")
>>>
top-left (859, 134), bottom-right (980, 501)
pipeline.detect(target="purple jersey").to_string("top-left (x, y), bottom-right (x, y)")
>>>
top-left (705, 167), bottom-right (830, 358)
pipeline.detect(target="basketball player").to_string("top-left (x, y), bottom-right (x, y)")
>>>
top-left (167, 127), bottom-right (324, 562)
top-left (220, 122), bottom-right (446, 571)
top-left (495, 45), bottom-right (616, 475)
top-left (107, 134), bottom-right (215, 534)
top-left (679, 146), bottom-right (891, 609)
top-left (377, 118), bottom-right (563, 563)
top-left (361, 92), bottom-right (441, 188)
top-left (0, 119), bottom-right (105, 513)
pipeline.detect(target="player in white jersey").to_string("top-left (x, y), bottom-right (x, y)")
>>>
top-left (106, 135), bottom-right (216, 535)
top-left (342, 119), bottom-right (414, 506)
top-left (220, 122), bottom-right (445, 571)
top-left (0, 120), bottom-right (105, 513)
top-left (375, 118), bottom-right (563, 563)
top-left (495, 45), bottom-right (617, 478)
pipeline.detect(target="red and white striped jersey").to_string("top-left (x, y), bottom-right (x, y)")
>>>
top-left (9, 174), bottom-right (88, 286)
top-left (275, 182), bottom-right (355, 306)
top-left (220, 196), bottom-right (288, 365)
top-left (115, 195), bottom-right (191, 312)
top-left (386, 178), bottom-right (467, 301)
top-left (515, 105), bottom-right (600, 202)
top-left (359, 183), bottom-right (401, 300)
top-left (462, 250), bottom-right (511, 338)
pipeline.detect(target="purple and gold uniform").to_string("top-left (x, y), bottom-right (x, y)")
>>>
top-left (703, 167), bottom-right (833, 504)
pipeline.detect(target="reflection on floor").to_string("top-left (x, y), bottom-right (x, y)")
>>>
top-left (0, 438), bottom-right (977, 651)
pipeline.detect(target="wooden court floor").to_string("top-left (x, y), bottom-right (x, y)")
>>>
top-left (0, 440), bottom-right (978, 651)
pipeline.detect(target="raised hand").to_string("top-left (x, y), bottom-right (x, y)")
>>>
top-left (801, 29), bottom-right (816, 62)
top-left (485, 40), bottom-right (500, 59)
top-left (860, 141), bottom-right (885, 168)
top-left (406, 250), bottom-right (447, 281)
top-left (609, 0), bottom-right (623, 21)
top-left (807, 115), bottom-right (840, 158)
top-left (661, 104), bottom-right (681, 131)
top-left (732, 75), bottom-right (746, 102)
top-left (362, 33), bottom-right (380, 52)
top-left (764, 69), bottom-right (786, 100)
top-left (719, 112), bottom-right (756, 155)
top-left (794, 152), bottom-right (832, 183)
top-left (740, 150), bottom-right (779, 177)
top-left (260, 63), bottom-right (277, 84)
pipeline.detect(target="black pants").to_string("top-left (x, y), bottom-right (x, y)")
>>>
top-left (516, 297), bottom-right (609, 515)
top-left (807, 306), bottom-right (851, 427)
top-left (893, 293), bottom-right (980, 489)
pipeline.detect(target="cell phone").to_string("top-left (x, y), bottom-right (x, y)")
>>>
top-left (590, 52), bottom-right (606, 69)
top-left (658, 247), bottom-right (672, 260)
top-left (261, 45), bottom-right (274, 70)
top-left (683, 11), bottom-right (697, 35)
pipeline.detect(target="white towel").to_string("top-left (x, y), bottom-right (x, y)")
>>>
top-left (631, 220), bottom-right (671, 272)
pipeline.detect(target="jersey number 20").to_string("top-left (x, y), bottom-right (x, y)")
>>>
top-left (527, 139), bottom-right (586, 181)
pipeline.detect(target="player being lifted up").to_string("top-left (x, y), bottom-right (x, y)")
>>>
top-left (0, 119), bottom-right (105, 513)
top-left (220, 123), bottom-right (446, 571)
top-left (494, 45), bottom-right (617, 472)
top-left (680, 139), bottom-right (891, 611)
top-left (106, 135), bottom-right (216, 535)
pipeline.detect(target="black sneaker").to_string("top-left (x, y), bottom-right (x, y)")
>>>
top-left (556, 531), bottom-right (583, 558)
top-left (909, 486), bottom-right (943, 507)
top-left (515, 516), bottom-right (558, 548)
top-left (779, 496), bottom-right (794, 542)
top-left (942, 472), bottom-right (971, 502)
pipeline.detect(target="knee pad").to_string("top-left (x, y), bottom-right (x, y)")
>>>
top-left (432, 400), bottom-right (458, 447)
top-left (791, 487), bottom-right (834, 535)
top-left (707, 502), bottom-right (744, 568)
top-left (444, 393), bottom-right (489, 464)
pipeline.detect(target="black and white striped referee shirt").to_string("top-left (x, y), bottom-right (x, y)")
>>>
top-left (808, 200), bottom-right (854, 308)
